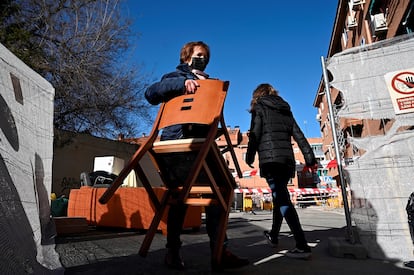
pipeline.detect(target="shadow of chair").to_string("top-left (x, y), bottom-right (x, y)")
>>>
top-left (98, 79), bottom-right (242, 266)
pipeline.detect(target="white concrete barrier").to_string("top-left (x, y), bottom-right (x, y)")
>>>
top-left (0, 43), bottom-right (62, 273)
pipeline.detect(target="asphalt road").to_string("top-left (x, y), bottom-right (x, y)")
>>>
top-left (55, 206), bottom-right (414, 274)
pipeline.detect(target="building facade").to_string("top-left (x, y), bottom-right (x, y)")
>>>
top-left (314, 0), bottom-right (414, 180)
top-left (218, 128), bottom-right (325, 190)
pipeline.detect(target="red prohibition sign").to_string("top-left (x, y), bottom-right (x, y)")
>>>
top-left (391, 71), bottom-right (414, 94)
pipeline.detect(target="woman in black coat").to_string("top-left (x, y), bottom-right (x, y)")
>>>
top-left (246, 83), bottom-right (317, 259)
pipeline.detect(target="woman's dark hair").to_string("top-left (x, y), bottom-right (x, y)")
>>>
top-left (249, 83), bottom-right (279, 112)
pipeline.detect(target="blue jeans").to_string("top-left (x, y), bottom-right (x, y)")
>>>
top-left (263, 163), bottom-right (308, 249)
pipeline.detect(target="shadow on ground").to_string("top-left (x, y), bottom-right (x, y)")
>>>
top-left (57, 212), bottom-right (414, 275)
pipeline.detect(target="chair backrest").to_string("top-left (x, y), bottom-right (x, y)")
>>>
top-left (157, 79), bottom-right (229, 130)
top-left (98, 79), bottom-right (231, 205)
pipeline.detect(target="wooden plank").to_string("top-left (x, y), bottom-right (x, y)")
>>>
top-left (185, 198), bottom-right (219, 206)
top-left (190, 186), bottom-right (213, 193)
top-left (53, 217), bottom-right (88, 235)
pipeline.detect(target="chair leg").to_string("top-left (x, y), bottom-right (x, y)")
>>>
top-left (211, 192), bottom-right (232, 266)
top-left (139, 189), bottom-right (171, 257)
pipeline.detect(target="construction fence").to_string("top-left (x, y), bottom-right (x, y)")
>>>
top-left (234, 187), bottom-right (345, 212)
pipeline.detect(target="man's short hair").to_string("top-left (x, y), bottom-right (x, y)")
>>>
top-left (180, 41), bottom-right (210, 64)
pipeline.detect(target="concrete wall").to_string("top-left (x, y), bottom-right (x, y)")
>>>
top-left (53, 130), bottom-right (165, 197)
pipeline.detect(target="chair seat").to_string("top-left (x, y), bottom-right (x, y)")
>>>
top-left (167, 186), bottom-right (218, 206)
top-left (153, 138), bottom-right (206, 153)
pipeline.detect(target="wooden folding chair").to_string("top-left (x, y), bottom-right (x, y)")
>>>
top-left (99, 79), bottom-right (242, 266)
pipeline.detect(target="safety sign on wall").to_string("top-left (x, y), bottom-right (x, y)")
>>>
top-left (385, 68), bottom-right (414, 114)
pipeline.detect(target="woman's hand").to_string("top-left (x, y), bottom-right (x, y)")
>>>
top-left (303, 163), bottom-right (319, 173)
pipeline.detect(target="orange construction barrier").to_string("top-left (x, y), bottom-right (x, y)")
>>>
top-left (68, 186), bottom-right (202, 235)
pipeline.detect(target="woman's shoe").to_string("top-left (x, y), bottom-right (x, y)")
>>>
top-left (285, 246), bottom-right (312, 260)
top-left (264, 230), bottom-right (278, 247)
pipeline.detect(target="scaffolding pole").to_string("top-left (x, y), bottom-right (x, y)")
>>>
top-left (320, 56), bottom-right (355, 244)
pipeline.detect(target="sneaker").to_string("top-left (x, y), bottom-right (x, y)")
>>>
top-left (264, 231), bottom-right (278, 247)
top-left (211, 249), bottom-right (249, 271)
top-left (286, 247), bottom-right (312, 260)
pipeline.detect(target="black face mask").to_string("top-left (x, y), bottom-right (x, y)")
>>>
top-left (190, 57), bottom-right (208, 71)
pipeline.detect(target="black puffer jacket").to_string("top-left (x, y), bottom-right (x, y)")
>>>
top-left (246, 94), bottom-right (316, 176)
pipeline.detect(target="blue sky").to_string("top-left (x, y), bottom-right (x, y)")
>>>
top-left (123, 1), bottom-right (338, 137)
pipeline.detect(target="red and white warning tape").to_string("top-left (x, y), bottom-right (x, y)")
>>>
top-left (234, 187), bottom-right (341, 195)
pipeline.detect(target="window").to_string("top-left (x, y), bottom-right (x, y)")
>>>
top-left (368, 0), bottom-right (388, 16)
top-left (342, 28), bottom-right (349, 46)
top-left (311, 144), bottom-right (324, 157)
top-left (399, 1), bottom-right (414, 35)
top-left (328, 144), bottom-right (335, 159)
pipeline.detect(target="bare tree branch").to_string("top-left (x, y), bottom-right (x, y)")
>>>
top-left (1, 0), bottom-right (153, 139)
